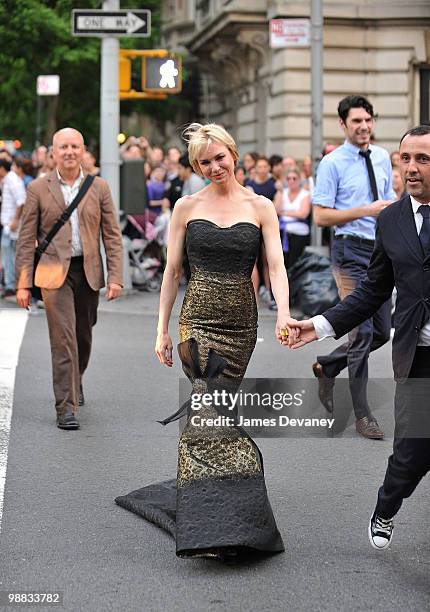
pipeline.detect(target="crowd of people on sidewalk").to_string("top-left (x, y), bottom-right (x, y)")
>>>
top-left (0, 122), bottom-right (404, 310)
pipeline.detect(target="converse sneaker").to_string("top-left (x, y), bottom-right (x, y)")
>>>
top-left (368, 512), bottom-right (394, 550)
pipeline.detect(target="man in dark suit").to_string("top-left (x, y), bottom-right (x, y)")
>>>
top-left (16, 128), bottom-right (123, 430)
top-left (287, 125), bottom-right (430, 550)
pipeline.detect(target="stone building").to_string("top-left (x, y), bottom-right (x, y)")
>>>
top-left (161, 0), bottom-right (430, 158)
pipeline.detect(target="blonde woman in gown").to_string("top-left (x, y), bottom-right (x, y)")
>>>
top-left (116, 124), bottom-right (297, 560)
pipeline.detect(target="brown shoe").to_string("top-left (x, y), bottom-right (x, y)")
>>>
top-left (56, 410), bottom-right (80, 430)
top-left (356, 416), bottom-right (384, 440)
top-left (312, 362), bottom-right (335, 413)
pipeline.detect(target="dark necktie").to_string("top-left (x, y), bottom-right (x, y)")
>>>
top-left (418, 205), bottom-right (430, 255)
top-left (359, 149), bottom-right (379, 202)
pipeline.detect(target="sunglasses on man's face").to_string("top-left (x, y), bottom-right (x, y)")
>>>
top-left (286, 175), bottom-right (299, 181)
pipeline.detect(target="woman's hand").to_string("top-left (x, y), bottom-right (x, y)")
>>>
top-left (155, 331), bottom-right (173, 367)
top-left (276, 315), bottom-right (301, 346)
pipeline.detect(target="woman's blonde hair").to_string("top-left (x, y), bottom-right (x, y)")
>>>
top-left (182, 122), bottom-right (239, 175)
top-left (286, 166), bottom-right (301, 177)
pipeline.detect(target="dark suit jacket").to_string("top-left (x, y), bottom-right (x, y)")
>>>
top-left (323, 194), bottom-right (430, 381)
top-left (16, 170), bottom-right (123, 291)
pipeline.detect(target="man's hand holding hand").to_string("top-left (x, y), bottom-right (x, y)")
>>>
top-left (288, 319), bottom-right (318, 348)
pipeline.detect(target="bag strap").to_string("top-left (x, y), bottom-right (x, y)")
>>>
top-left (36, 174), bottom-right (95, 256)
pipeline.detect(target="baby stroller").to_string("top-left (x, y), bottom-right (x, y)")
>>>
top-left (122, 209), bottom-right (170, 292)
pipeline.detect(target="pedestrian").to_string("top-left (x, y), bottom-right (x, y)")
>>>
top-left (178, 152), bottom-right (205, 195)
top-left (234, 163), bottom-right (246, 186)
top-left (146, 165), bottom-right (167, 220)
top-left (115, 122), bottom-right (296, 560)
top-left (15, 127), bottom-right (123, 430)
top-left (245, 156), bottom-right (277, 200)
top-left (311, 95), bottom-right (396, 440)
top-left (242, 151), bottom-right (259, 179)
top-left (274, 165), bottom-right (311, 269)
top-left (82, 149), bottom-right (100, 176)
top-left (149, 145), bottom-right (164, 167)
top-left (0, 158), bottom-right (26, 299)
top-left (282, 155), bottom-right (297, 174)
top-left (163, 171), bottom-right (183, 211)
top-left (33, 145), bottom-right (48, 176)
top-left (300, 155), bottom-right (314, 195)
top-left (165, 146), bottom-right (181, 181)
top-left (245, 156), bottom-right (278, 307)
top-left (269, 154), bottom-right (283, 182)
top-left (392, 167), bottom-right (406, 200)
top-left (288, 124), bottom-right (430, 550)
top-left (121, 140), bottom-right (143, 160)
top-left (390, 150), bottom-right (400, 169)
top-left (37, 146), bottom-right (56, 178)
top-left (21, 158), bottom-right (36, 188)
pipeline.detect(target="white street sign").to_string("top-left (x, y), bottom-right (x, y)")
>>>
top-left (37, 75), bottom-right (60, 96)
top-left (270, 19), bottom-right (310, 48)
top-left (72, 9), bottom-right (150, 37)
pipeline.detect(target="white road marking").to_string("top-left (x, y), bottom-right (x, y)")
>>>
top-left (0, 309), bottom-right (28, 533)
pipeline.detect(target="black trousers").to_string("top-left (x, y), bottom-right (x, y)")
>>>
top-left (318, 238), bottom-right (392, 419)
top-left (283, 233), bottom-right (310, 269)
top-left (375, 346), bottom-right (430, 519)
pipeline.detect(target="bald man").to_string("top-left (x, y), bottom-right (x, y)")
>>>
top-left (16, 128), bottom-right (123, 430)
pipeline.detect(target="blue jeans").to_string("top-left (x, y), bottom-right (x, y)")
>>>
top-left (0, 232), bottom-right (17, 291)
top-left (317, 238), bottom-right (391, 419)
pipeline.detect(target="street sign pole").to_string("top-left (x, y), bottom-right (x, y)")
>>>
top-left (100, 0), bottom-right (120, 214)
top-left (35, 95), bottom-right (42, 147)
top-left (311, 0), bottom-right (323, 247)
top-left (72, 4), bottom-right (151, 290)
top-left (99, 0), bottom-right (132, 290)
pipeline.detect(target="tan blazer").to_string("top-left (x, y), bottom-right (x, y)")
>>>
top-left (16, 170), bottom-right (123, 291)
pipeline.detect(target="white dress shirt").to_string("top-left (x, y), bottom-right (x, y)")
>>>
top-left (312, 196), bottom-right (430, 346)
top-left (1, 170), bottom-right (26, 238)
top-left (57, 168), bottom-right (84, 257)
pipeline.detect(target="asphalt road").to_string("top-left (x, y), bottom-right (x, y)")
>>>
top-left (0, 293), bottom-right (429, 612)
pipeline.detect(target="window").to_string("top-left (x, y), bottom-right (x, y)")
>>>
top-left (420, 67), bottom-right (430, 124)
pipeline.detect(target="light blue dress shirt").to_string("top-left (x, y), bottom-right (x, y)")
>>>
top-left (312, 140), bottom-right (396, 240)
top-left (311, 197), bottom-right (430, 347)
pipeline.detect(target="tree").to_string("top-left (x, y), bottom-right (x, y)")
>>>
top-left (0, 0), bottom-right (168, 149)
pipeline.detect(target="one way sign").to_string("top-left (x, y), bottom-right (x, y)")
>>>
top-left (72, 9), bottom-right (151, 37)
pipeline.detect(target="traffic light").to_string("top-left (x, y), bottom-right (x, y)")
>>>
top-left (118, 49), bottom-right (182, 100)
top-left (142, 55), bottom-right (182, 94)
top-left (119, 55), bottom-right (131, 92)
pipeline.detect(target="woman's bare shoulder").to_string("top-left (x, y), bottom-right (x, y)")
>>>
top-left (249, 193), bottom-right (275, 216)
top-left (171, 192), bottom-right (208, 224)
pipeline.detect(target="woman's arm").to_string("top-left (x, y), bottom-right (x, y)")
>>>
top-left (284, 192), bottom-right (311, 219)
top-left (273, 187), bottom-right (284, 216)
top-left (256, 197), bottom-right (298, 343)
top-left (155, 197), bottom-right (190, 366)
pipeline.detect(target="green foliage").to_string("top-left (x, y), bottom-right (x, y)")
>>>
top-left (0, 0), bottom-right (185, 150)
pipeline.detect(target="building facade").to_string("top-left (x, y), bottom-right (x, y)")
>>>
top-left (161, 0), bottom-right (430, 158)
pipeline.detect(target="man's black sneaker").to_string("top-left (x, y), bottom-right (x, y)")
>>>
top-left (368, 512), bottom-right (394, 550)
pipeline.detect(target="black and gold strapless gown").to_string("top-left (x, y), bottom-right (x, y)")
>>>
top-left (115, 219), bottom-right (284, 558)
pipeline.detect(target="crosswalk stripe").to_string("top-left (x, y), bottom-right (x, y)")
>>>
top-left (0, 309), bottom-right (28, 534)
